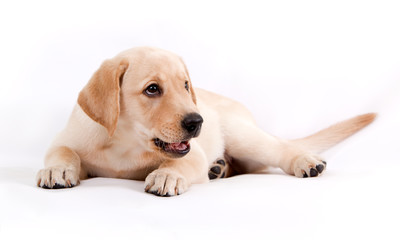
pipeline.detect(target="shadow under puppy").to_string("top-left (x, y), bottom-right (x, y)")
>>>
top-left (37, 47), bottom-right (376, 196)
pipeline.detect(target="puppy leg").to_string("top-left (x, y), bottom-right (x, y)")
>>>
top-left (36, 146), bottom-right (81, 189)
top-left (144, 141), bottom-right (209, 196)
top-left (224, 122), bottom-right (326, 178)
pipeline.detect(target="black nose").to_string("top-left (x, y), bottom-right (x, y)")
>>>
top-left (181, 113), bottom-right (203, 138)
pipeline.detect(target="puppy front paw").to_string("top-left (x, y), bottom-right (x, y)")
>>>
top-left (144, 169), bottom-right (188, 197)
top-left (292, 153), bottom-right (327, 178)
top-left (36, 167), bottom-right (79, 189)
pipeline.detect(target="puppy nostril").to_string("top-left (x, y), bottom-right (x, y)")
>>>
top-left (182, 113), bottom-right (203, 136)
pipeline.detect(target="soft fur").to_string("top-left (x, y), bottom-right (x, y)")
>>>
top-left (36, 47), bottom-right (376, 196)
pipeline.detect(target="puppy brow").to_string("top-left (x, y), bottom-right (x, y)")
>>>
top-left (150, 75), bottom-right (161, 82)
top-left (142, 76), bottom-right (161, 87)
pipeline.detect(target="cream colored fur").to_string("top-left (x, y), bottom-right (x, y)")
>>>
top-left (36, 47), bottom-right (376, 196)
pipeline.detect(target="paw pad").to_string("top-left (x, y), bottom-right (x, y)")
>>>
top-left (309, 168), bottom-right (318, 177)
top-left (316, 164), bottom-right (325, 173)
top-left (293, 153), bottom-right (327, 178)
top-left (208, 159), bottom-right (229, 180)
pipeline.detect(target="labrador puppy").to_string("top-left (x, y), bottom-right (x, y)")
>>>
top-left (36, 47), bottom-right (376, 196)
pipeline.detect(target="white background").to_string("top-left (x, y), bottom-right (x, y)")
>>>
top-left (1, 0), bottom-right (399, 239)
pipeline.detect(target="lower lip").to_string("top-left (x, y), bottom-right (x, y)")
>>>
top-left (154, 139), bottom-right (191, 157)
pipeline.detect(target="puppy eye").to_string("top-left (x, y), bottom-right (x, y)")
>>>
top-left (185, 81), bottom-right (189, 92)
top-left (144, 84), bottom-right (162, 97)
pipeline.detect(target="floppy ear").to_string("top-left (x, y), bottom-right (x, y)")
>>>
top-left (180, 58), bottom-right (197, 104)
top-left (189, 79), bottom-right (197, 104)
top-left (78, 58), bottom-right (129, 137)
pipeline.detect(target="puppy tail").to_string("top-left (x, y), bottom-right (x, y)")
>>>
top-left (292, 113), bottom-right (377, 153)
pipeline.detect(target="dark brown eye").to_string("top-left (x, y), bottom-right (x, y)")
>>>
top-left (144, 84), bottom-right (161, 97)
top-left (185, 81), bottom-right (189, 92)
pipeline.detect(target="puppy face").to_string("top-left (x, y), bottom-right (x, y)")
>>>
top-left (79, 47), bottom-right (202, 158)
top-left (121, 48), bottom-right (202, 158)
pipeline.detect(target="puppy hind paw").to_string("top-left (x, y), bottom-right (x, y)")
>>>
top-left (292, 154), bottom-right (327, 178)
top-left (208, 159), bottom-right (229, 180)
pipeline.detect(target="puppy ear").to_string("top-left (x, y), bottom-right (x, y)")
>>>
top-left (180, 58), bottom-right (197, 104)
top-left (189, 79), bottom-right (197, 104)
top-left (78, 58), bottom-right (129, 137)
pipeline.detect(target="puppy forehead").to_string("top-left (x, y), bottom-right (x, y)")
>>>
top-left (121, 47), bottom-right (188, 81)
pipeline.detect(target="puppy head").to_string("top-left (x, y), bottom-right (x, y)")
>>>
top-left (78, 47), bottom-right (202, 158)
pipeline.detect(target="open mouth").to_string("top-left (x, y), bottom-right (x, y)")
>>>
top-left (153, 138), bottom-right (191, 157)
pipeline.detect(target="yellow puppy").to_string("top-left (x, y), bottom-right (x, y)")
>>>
top-left (36, 47), bottom-right (376, 196)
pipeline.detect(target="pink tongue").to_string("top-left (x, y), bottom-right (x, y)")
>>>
top-left (169, 142), bottom-right (188, 151)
